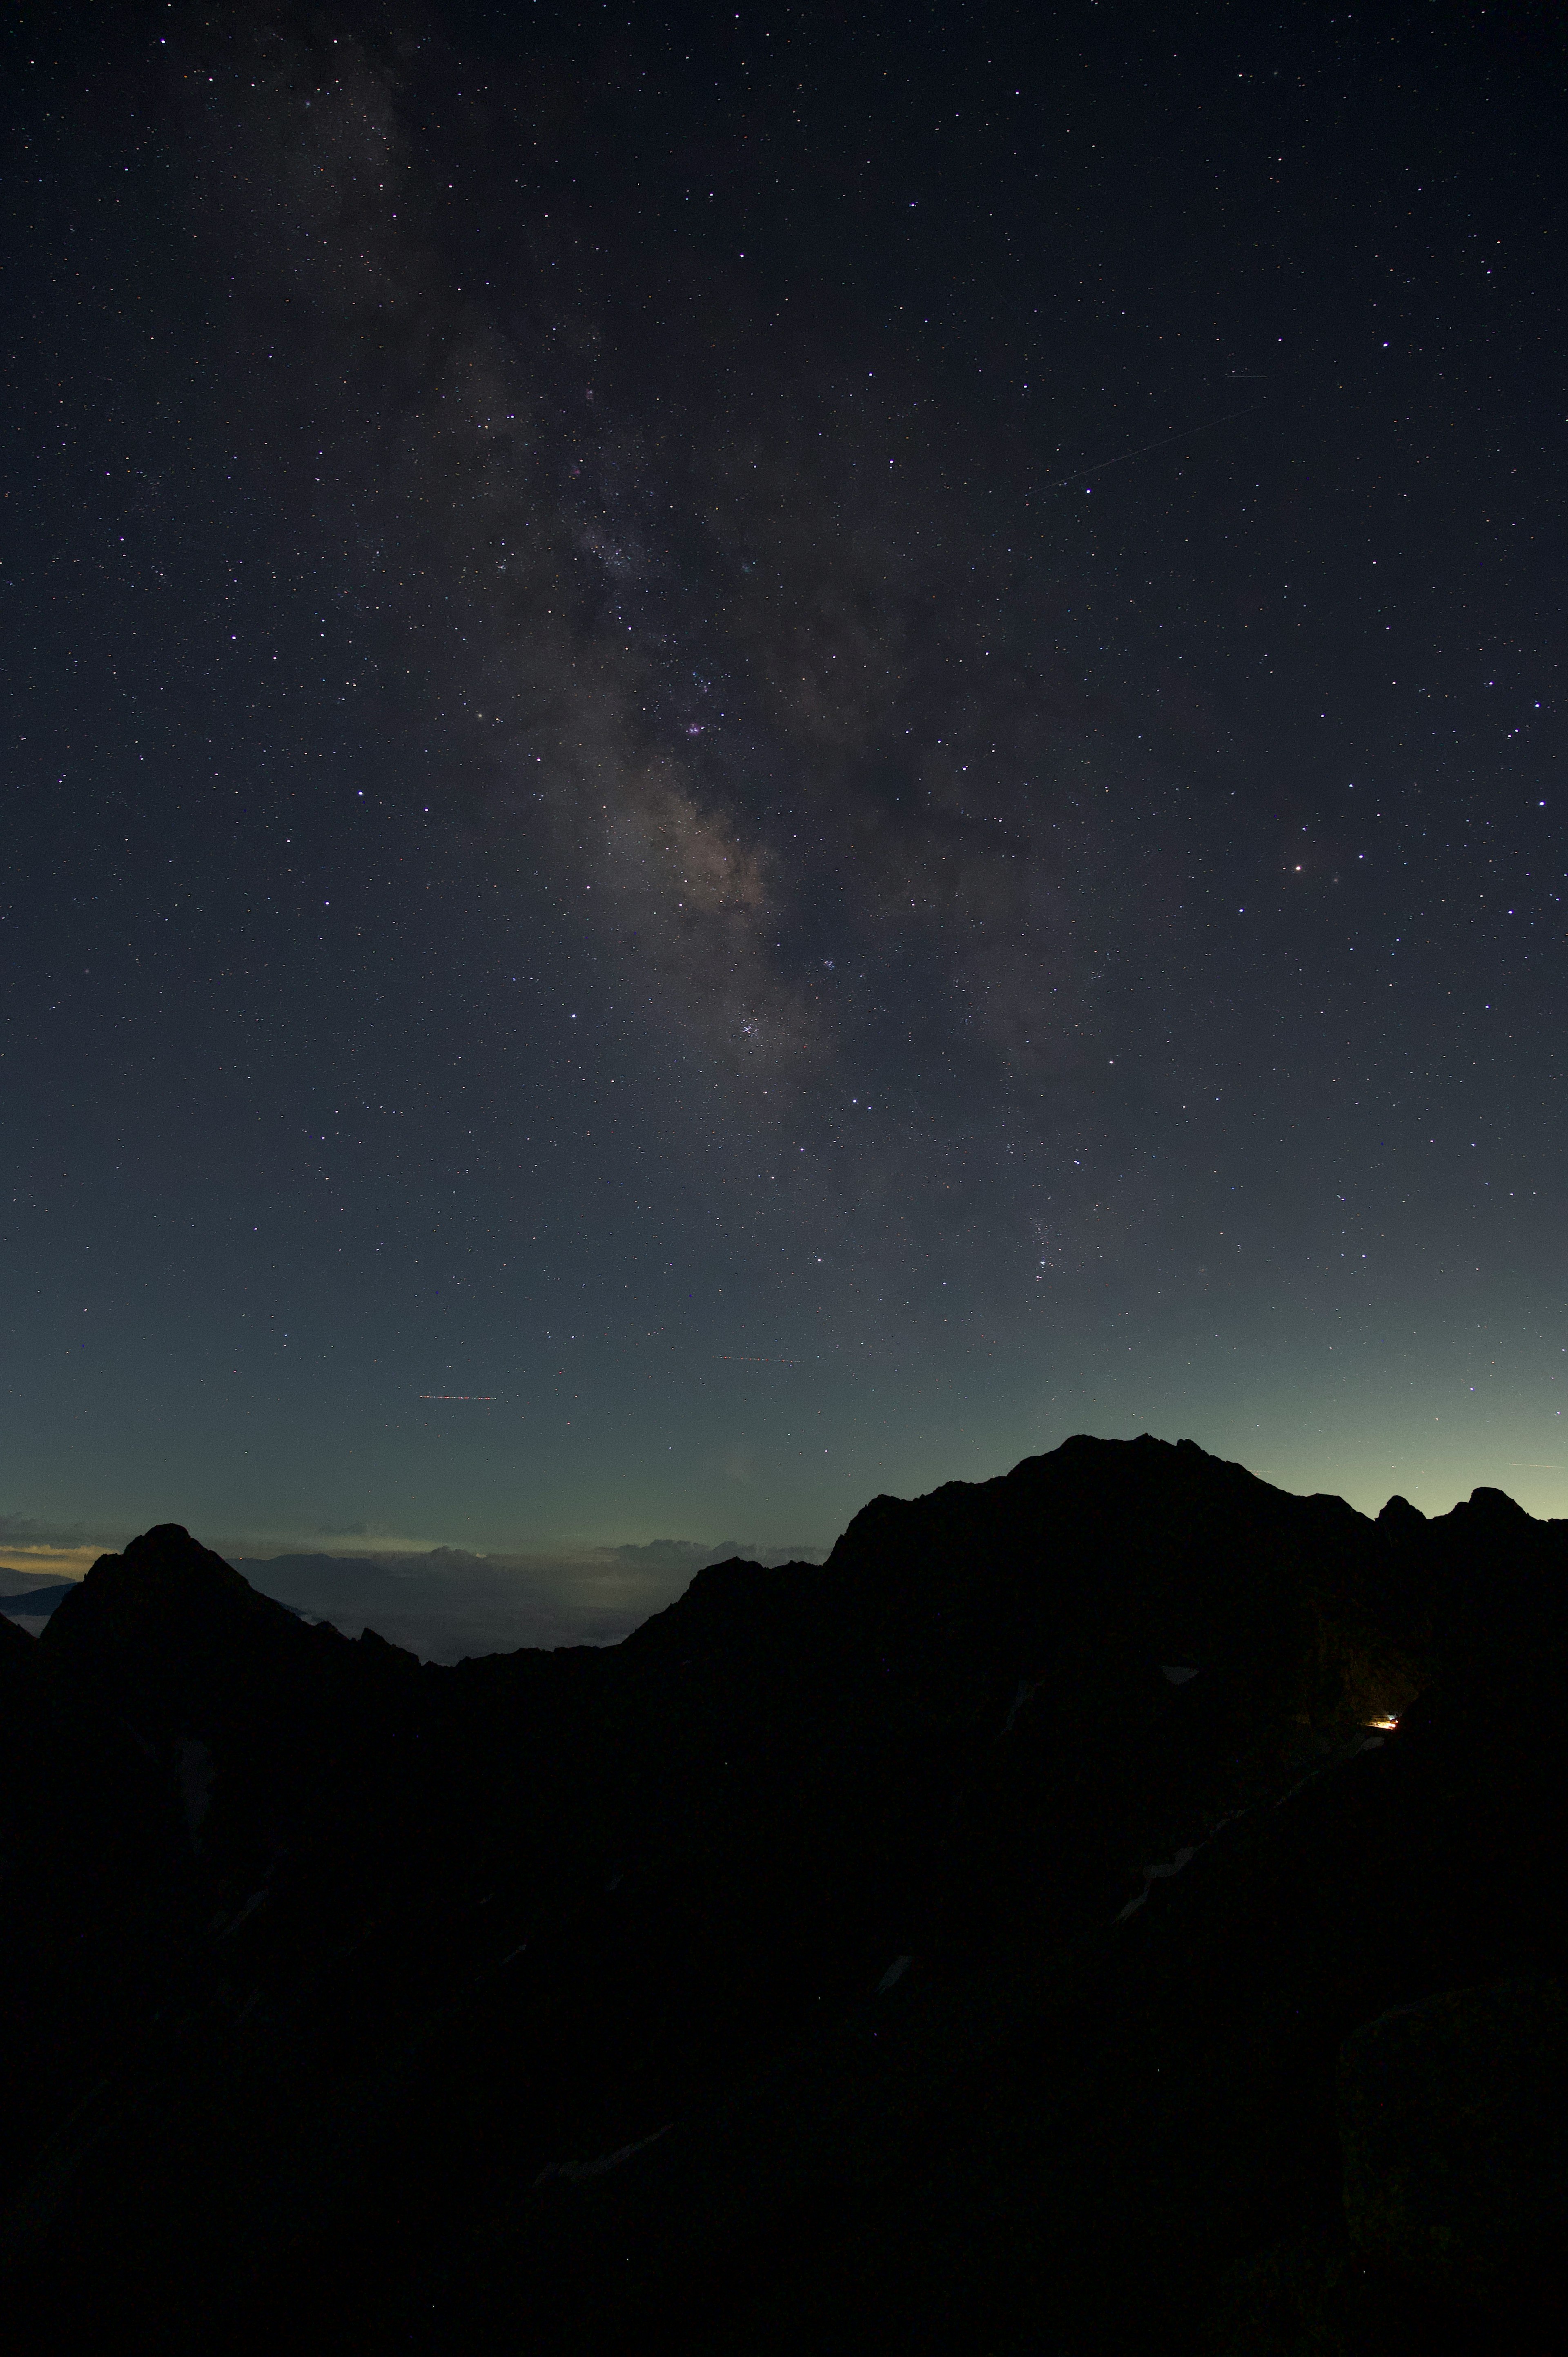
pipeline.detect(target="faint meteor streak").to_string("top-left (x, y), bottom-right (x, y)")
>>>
top-left (419, 1394), bottom-right (497, 1401)
top-left (1039, 403), bottom-right (1261, 493)
top-left (713, 1355), bottom-right (803, 1366)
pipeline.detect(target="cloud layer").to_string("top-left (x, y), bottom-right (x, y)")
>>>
top-left (234, 1536), bottom-right (824, 1661)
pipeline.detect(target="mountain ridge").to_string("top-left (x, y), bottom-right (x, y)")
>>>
top-left (3, 1434), bottom-right (1563, 2353)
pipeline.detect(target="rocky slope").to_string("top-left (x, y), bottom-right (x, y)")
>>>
top-left (2, 1436), bottom-right (1562, 2352)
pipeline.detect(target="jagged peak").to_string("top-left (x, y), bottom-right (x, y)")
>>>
top-left (1450, 1484), bottom-right (1535, 1528)
top-left (47, 1523), bottom-right (306, 1653)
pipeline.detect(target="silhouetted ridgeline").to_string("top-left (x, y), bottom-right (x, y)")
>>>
top-left (2, 1436), bottom-right (1564, 2353)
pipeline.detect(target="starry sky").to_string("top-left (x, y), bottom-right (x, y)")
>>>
top-left (4, 0), bottom-right (1565, 1592)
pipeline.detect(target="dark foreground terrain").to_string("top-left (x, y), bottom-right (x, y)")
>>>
top-left (3, 1436), bottom-right (1564, 2351)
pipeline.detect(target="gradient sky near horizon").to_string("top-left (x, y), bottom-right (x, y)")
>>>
top-left (4, 0), bottom-right (1565, 1580)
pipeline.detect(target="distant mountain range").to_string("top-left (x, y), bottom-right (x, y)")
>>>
top-left (0, 1568), bottom-right (79, 1603)
top-left (1, 1545), bottom-right (824, 1653)
top-left (226, 1535), bottom-right (819, 1659)
top-left (0, 1574), bottom-right (78, 1634)
top-left (2, 1435), bottom-right (1562, 2352)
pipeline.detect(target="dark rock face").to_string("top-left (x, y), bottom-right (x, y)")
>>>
top-left (1, 1440), bottom-right (1564, 2354)
top-left (1339, 1980), bottom-right (1568, 2292)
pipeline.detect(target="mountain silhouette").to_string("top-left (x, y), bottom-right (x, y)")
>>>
top-left (0, 1583), bottom-right (73, 1619)
top-left (2, 1437), bottom-right (1563, 2353)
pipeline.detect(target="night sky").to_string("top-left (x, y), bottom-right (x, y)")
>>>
top-left (4, 1), bottom-right (1565, 1599)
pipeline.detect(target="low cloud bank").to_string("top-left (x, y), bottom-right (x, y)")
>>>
top-left (0, 1515), bottom-right (120, 1586)
top-left (0, 1514), bottom-right (98, 1549)
top-left (232, 1540), bottom-right (824, 1663)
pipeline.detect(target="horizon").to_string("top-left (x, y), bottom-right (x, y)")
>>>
top-left (7, 1425), bottom-right (1564, 1602)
